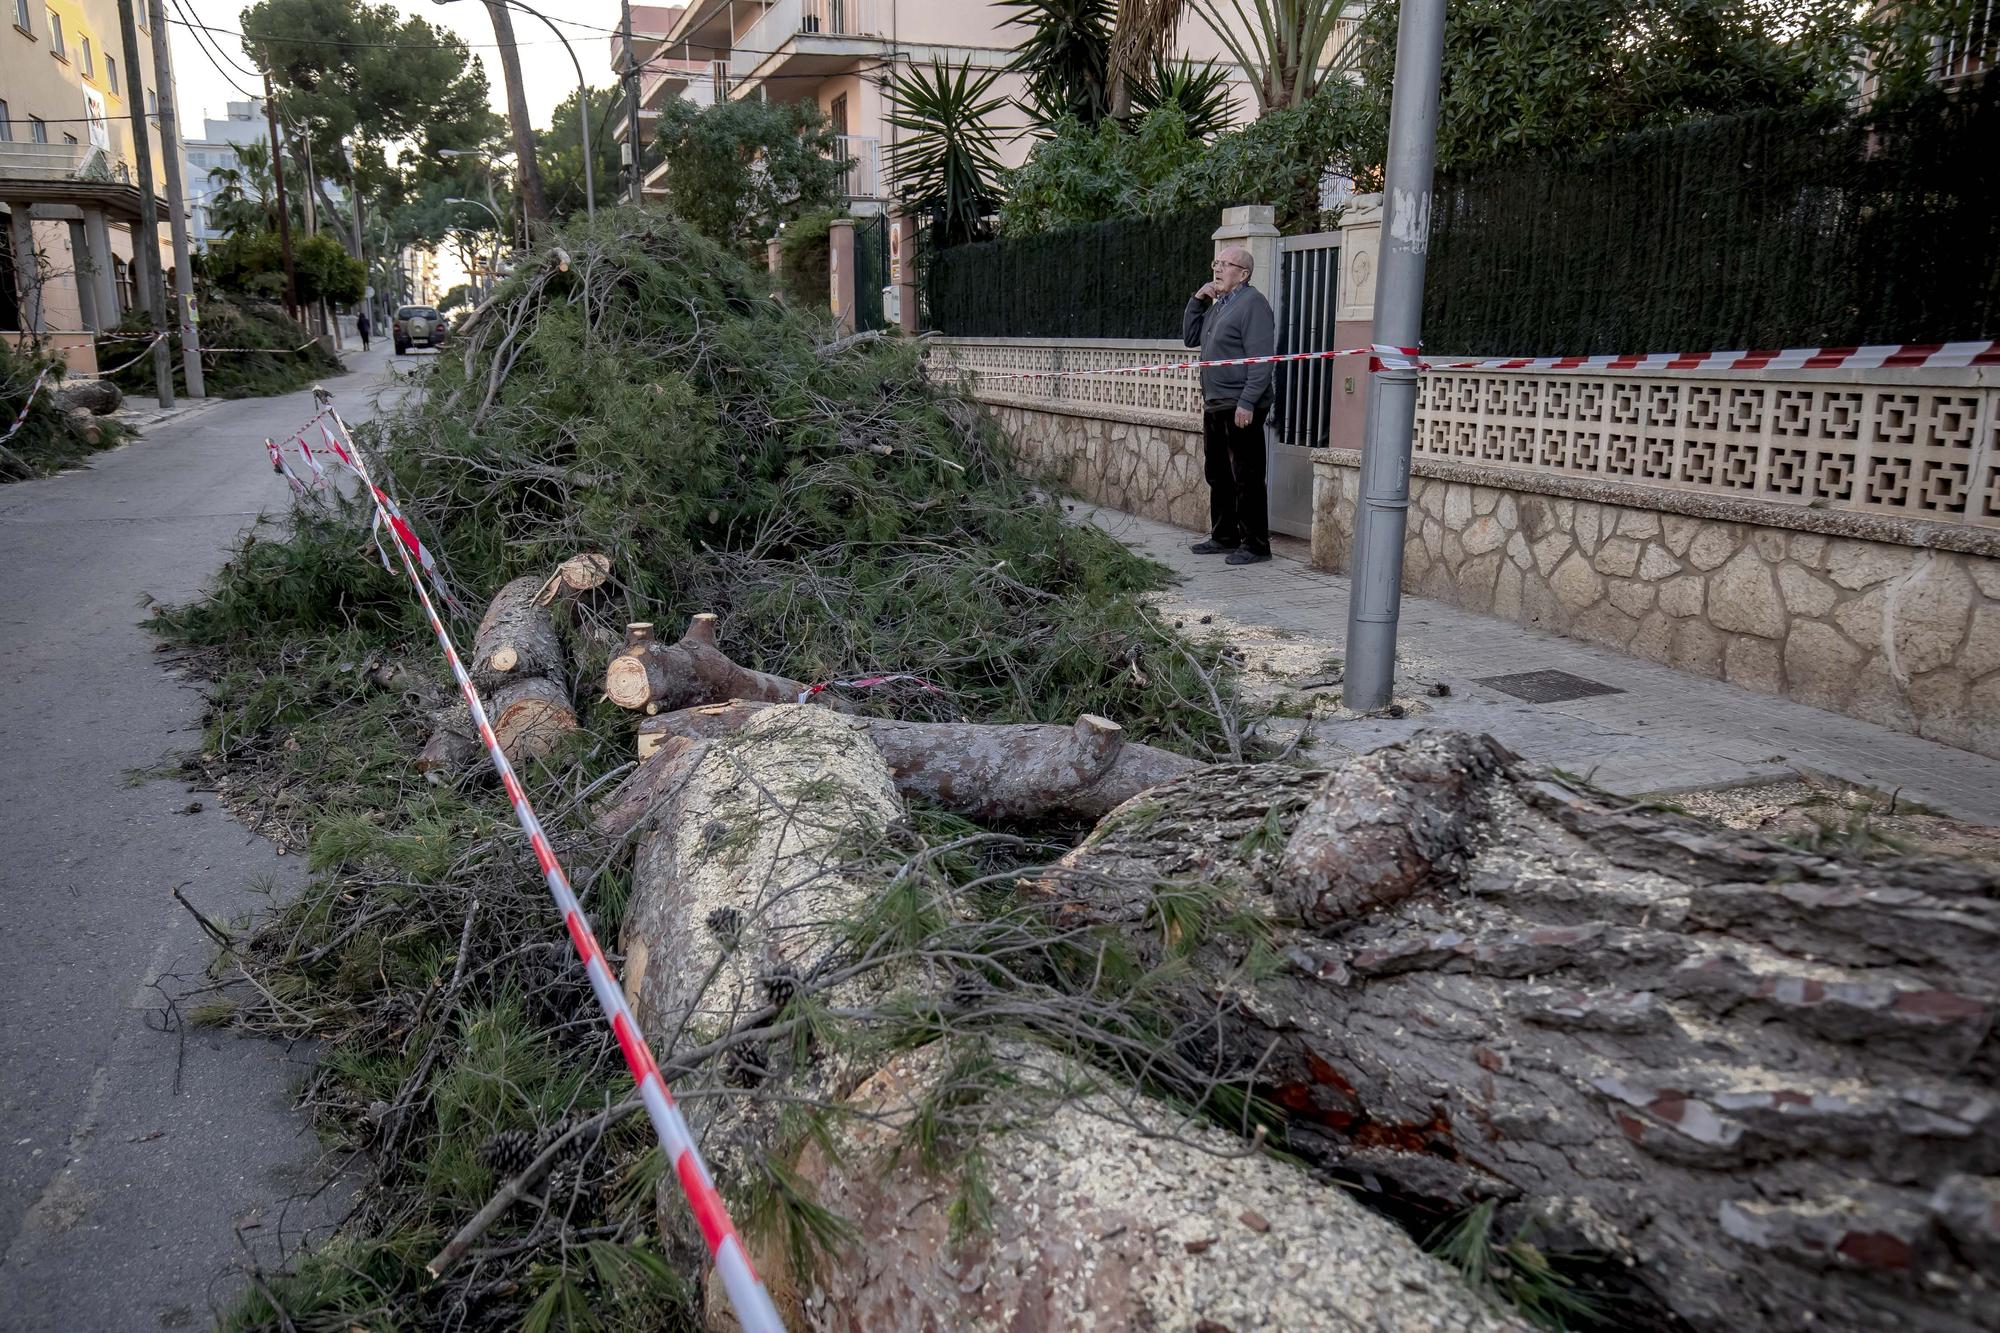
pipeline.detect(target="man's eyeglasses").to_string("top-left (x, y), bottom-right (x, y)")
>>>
top-left (1211, 260), bottom-right (1248, 272)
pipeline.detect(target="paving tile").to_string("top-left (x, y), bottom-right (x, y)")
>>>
top-left (1072, 500), bottom-right (2000, 824)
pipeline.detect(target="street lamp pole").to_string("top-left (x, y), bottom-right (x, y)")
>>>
top-left (435, 0), bottom-right (594, 219)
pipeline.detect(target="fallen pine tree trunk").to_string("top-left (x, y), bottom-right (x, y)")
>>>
top-left (603, 615), bottom-right (809, 713)
top-left (625, 700), bottom-right (1201, 826)
top-left (1040, 732), bottom-right (2000, 1332)
top-left (617, 705), bottom-right (1515, 1331)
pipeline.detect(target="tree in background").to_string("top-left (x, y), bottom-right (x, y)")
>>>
top-left (887, 61), bottom-right (1012, 246)
top-left (1107, 0), bottom-right (1187, 119)
top-left (477, 0), bottom-right (550, 232)
top-left (1130, 55), bottom-right (1240, 138)
top-left (1350, 0), bottom-right (1990, 170)
top-left (1000, 78), bottom-right (1380, 236)
top-left (1000, 0), bottom-right (1116, 128)
top-left (1188, 0), bottom-right (1360, 115)
top-left (649, 99), bottom-right (845, 254)
top-left (208, 230), bottom-right (365, 307)
top-left (241, 0), bottom-right (495, 251)
top-left (535, 86), bottom-right (628, 221)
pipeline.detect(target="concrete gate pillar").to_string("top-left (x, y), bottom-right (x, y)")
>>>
top-left (1329, 194), bottom-right (1384, 454)
top-left (1212, 204), bottom-right (1281, 328)
top-left (827, 216), bottom-right (856, 337)
top-left (887, 204), bottom-right (918, 335)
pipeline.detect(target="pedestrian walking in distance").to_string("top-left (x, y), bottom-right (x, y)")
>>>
top-left (1183, 246), bottom-right (1276, 564)
top-left (356, 309), bottom-right (372, 351)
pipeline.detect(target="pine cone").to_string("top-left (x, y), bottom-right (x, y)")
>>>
top-left (479, 1128), bottom-right (537, 1180)
top-left (706, 906), bottom-right (743, 946)
top-left (542, 1115), bottom-right (601, 1165)
top-left (544, 1160), bottom-right (584, 1209)
top-left (760, 962), bottom-right (801, 1009)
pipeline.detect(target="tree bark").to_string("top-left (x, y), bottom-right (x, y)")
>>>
top-left (480, 0), bottom-right (549, 234)
top-left (617, 707), bottom-right (1513, 1332)
top-left (602, 616), bottom-right (808, 713)
top-left (1042, 731), bottom-right (2000, 1333)
top-left (471, 574), bottom-right (569, 690)
top-left (631, 700), bottom-right (1202, 825)
top-left (418, 566), bottom-right (579, 772)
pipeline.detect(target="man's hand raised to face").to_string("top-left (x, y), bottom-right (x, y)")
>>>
top-left (1196, 280), bottom-right (1224, 301)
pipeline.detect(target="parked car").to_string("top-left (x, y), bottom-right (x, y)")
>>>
top-left (393, 305), bottom-right (447, 354)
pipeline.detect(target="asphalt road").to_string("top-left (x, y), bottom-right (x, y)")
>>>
top-left (0, 347), bottom-right (407, 1329)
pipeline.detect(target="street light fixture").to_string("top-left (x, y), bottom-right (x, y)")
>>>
top-left (445, 195), bottom-right (505, 299)
top-left (433, 0), bottom-right (595, 220)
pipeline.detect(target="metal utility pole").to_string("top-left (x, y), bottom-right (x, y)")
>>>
top-left (1341, 0), bottom-right (1446, 713)
top-left (261, 73), bottom-right (301, 322)
top-left (622, 0), bottom-right (641, 204)
top-left (115, 0), bottom-right (173, 406)
top-left (145, 0), bottom-right (201, 397)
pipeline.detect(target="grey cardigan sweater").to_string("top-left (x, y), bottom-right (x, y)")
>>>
top-left (1182, 284), bottom-right (1276, 411)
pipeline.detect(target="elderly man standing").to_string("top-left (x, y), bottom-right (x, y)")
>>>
top-left (1182, 246), bottom-right (1276, 565)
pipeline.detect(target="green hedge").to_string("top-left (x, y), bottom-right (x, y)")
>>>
top-left (1422, 83), bottom-right (2000, 356)
top-left (925, 208), bottom-right (1216, 338)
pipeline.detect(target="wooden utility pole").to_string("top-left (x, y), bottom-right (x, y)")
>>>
top-left (481, 1), bottom-right (550, 232)
top-left (114, 0), bottom-right (173, 406)
top-left (261, 73), bottom-right (301, 321)
top-left (146, 0), bottom-right (201, 397)
top-left (621, 0), bottom-right (641, 204)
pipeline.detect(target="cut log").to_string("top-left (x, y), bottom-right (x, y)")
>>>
top-left (1043, 730), bottom-right (2000, 1333)
top-left (619, 707), bottom-right (1514, 1331)
top-left (56, 379), bottom-right (121, 415)
top-left (489, 676), bottom-right (576, 766)
top-left (633, 701), bottom-right (1202, 823)
top-left (65, 407), bottom-right (102, 446)
top-left (602, 616), bottom-right (808, 713)
top-left (471, 574), bottom-right (568, 690)
top-left (532, 552), bottom-right (611, 606)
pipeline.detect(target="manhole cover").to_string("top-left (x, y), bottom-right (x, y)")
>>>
top-left (1475, 669), bottom-right (1626, 704)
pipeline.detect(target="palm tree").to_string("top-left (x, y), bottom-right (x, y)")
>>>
top-left (1186, 0), bottom-right (1364, 115)
top-left (1108, 0), bottom-right (1187, 120)
top-left (207, 139), bottom-right (283, 237)
top-left (999, 0), bottom-right (1116, 128)
top-left (886, 60), bottom-right (1010, 246)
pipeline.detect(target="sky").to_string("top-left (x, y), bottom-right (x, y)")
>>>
top-left (167, 0), bottom-right (631, 131)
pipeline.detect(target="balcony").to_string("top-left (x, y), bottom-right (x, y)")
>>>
top-left (0, 141), bottom-right (133, 185)
top-left (728, 0), bottom-right (885, 88)
top-left (835, 134), bottom-right (880, 200)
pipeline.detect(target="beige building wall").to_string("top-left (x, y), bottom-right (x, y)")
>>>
top-left (3, 0), bottom-right (178, 351)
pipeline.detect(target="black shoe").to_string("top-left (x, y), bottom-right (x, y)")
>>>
top-left (1190, 538), bottom-right (1240, 554)
top-left (1225, 548), bottom-right (1272, 565)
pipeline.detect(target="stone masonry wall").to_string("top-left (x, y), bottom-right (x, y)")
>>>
top-left (986, 403), bottom-right (1209, 532)
top-left (1315, 454), bottom-right (2000, 758)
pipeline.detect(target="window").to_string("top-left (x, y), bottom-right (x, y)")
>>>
top-left (46, 9), bottom-right (63, 59)
top-left (62, 132), bottom-right (77, 145)
top-left (830, 93), bottom-right (848, 137)
top-left (104, 52), bottom-right (115, 91)
top-left (146, 89), bottom-right (157, 118)
top-left (80, 33), bottom-right (92, 77)
top-left (12, 0), bottom-right (29, 34)
top-left (0, 100), bottom-right (9, 143)
top-left (29, 117), bottom-right (47, 144)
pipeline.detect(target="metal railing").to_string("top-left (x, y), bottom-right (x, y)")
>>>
top-left (729, 0), bottom-right (881, 81)
top-left (0, 141), bottom-right (132, 184)
top-left (836, 135), bottom-right (880, 199)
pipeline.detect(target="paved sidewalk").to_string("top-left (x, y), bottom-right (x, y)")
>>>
top-left (1079, 504), bottom-right (2000, 825)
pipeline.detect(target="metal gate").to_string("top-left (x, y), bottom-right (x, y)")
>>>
top-left (854, 214), bottom-right (890, 332)
top-left (1268, 232), bottom-right (1340, 538)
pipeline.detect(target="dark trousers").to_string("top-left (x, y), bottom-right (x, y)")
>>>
top-left (1202, 402), bottom-right (1270, 554)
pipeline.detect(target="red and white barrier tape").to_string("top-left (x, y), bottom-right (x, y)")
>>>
top-left (797, 672), bottom-right (946, 704)
top-left (961, 338), bottom-right (2000, 382)
top-left (276, 399), bottom-right (785, 1333)
top-left (1, 368), bottom-right (56, 449)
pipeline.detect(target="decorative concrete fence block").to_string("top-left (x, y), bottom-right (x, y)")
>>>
top-left (1315, 452), bottom-right (2000, 758)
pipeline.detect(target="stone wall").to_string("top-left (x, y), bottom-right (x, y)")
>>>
top-left (985, 402), bottom-right (1207, 530)
top-left (1315, 453), bottom-right (2000, 758)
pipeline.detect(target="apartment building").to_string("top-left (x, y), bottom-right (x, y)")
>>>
top-left (2, 0), bottom-right (179, 371)
top-left (618, 0), bottom-right (1255, 211)
top-left (181, 99), bottom-right (274, 251)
